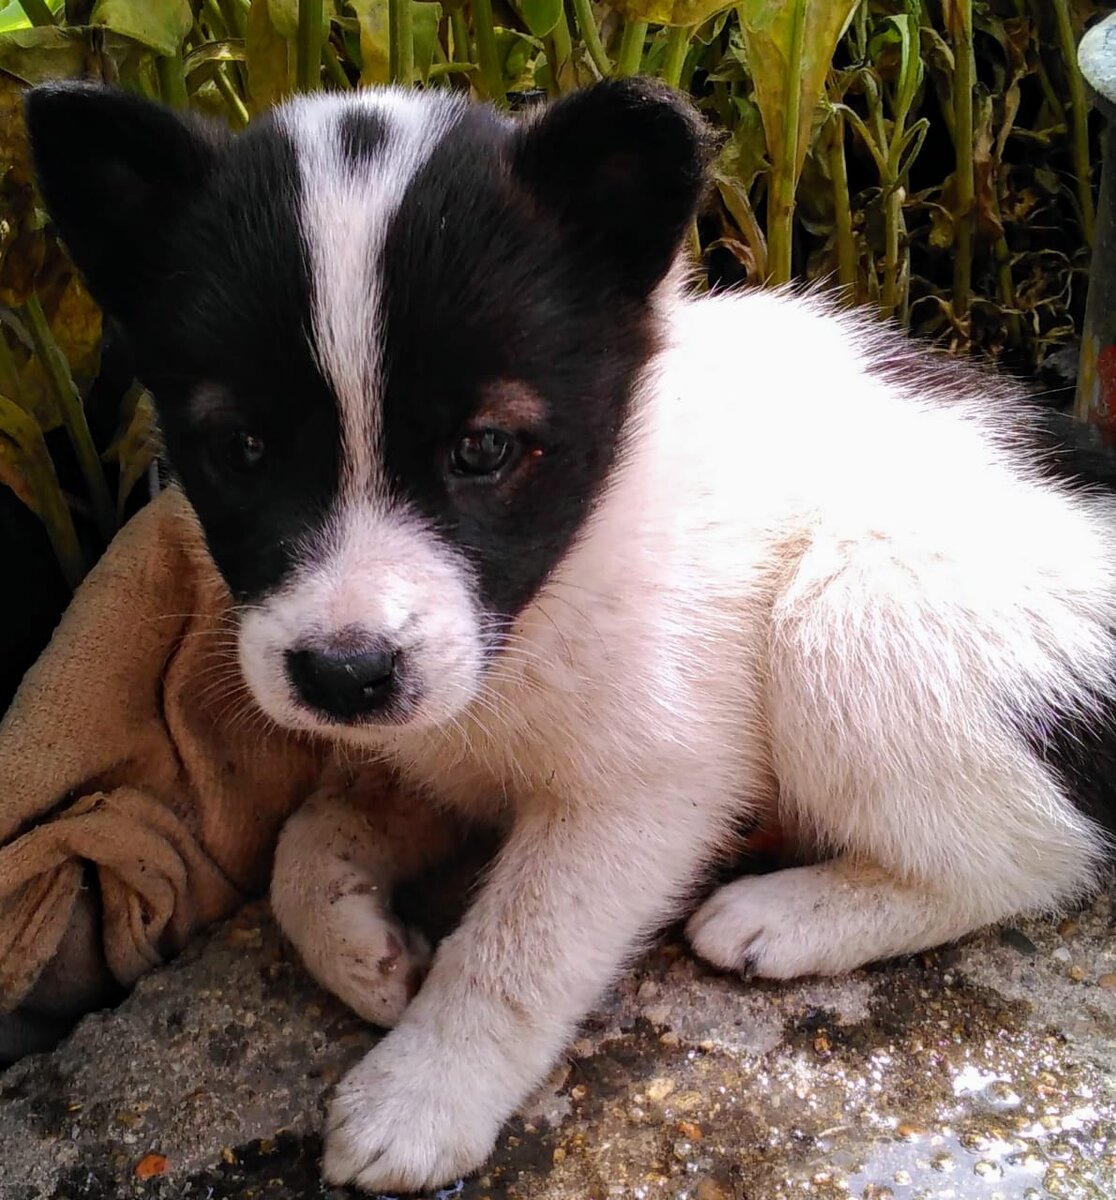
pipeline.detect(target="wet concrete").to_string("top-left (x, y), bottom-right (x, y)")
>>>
top-left (1, 894), bottom-right (1115, 1200)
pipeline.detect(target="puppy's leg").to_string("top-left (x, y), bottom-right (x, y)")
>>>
top-left (322, 791), bottom-right (724, 1192)
top-left (690, 527), bottom-right (1111, 978)
top-left (271, 766), bottom-right (456, 1027)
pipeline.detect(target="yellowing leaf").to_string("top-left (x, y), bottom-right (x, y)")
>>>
top-left (739, 0), bottom-right (861, 188)
top-left (267, 0), bottom-right (330, 40)
top-left (604, 0), bottom-right (732, 29)
top-left (103, 384), bottom-right (159, 520)
top-left (90, 0), bottom-right (193, 58)
top-left (351, 0), bottom-right (390, 85)
top-left (246, 0), bottom-right (291, 114)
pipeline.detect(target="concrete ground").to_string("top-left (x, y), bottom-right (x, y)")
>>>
top-left (1, 894), bottom-right (1115, 1200)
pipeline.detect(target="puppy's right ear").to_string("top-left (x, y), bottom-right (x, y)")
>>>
top-left (24, 82), bottom-right (222, 321)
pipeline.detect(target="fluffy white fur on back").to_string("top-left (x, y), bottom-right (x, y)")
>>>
top-left (272, 285), bottom-right (1115, 1192)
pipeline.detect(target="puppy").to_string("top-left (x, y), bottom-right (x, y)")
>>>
top-left (27, 78), bottom-right (1116, 1192)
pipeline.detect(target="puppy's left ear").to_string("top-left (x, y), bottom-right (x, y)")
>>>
top-left (512, 79), bottom-right (712, 298)
top-left (24, 81), bottom-right (222, 322)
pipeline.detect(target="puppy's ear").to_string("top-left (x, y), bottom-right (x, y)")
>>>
top-left (24, 82), bottom-right (222, 321)
top-left (512, 78), bottom-right (711, 298)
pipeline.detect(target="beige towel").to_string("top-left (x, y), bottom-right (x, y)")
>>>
top-left (0, 486), bottom-right (326, 1029)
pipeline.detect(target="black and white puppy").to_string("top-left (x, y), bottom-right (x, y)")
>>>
top-left (27, 79), bottom-right (1116, 1192)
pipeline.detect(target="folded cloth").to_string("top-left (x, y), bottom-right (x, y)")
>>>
top-left (0, 486), bottom-right (326, 1048)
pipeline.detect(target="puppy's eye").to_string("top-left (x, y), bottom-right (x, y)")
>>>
top-left (227, 430), bottom-right (265, 473)
top-left (450, 429), bottom-right (516, 478)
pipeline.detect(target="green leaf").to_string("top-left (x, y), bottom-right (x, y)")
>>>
top-left (0, 24), bottom-right (91, 81)
top-left (267, 0), bottom-right (329, 40)
top-left (351, 0), bottom-right (442, 85)
top-left (89, 0), bottom-right (193, 57)
top-left (0, 0), bottom-right (64, 33)
top-left (183, 38), bottom-right (247, 78)
top-left (412, 1), bottom-right (442, 82)
top-left (519, 0), bottom-right (562, 39)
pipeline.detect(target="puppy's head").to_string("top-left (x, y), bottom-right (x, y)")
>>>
top-left (26, 80), bottom-right (709, 739)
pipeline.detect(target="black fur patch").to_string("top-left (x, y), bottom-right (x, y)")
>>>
top-left (1020, 409), bottom-right (1116, 835)
top-left (124, 115), bottom-right (342, 602)
top-left (377, 84), bottom-right (706, 620)
top-left (338, 105), bottom-right (387, 168)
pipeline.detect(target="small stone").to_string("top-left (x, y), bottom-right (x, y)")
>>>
top-left (637, 980), bottom-right (659, 1001)
top-left (695, 1180), bottom-right (730, 1200)
top-left (861, 1188), bottom-right (894, 1200)
top-left (814, 1031), bottom-right (832, 1054)
top-left (974, 1159), bottom-right (1002, 1178)
top-left (134, 1153), bottom-right (169, 1180)
top-left (1068, 964), bottom-right (1087, 982)
top-left (221, 1147), bottom-right (236, 1165)
top-left (552, 1147), bottom-right (567, 1165)
top-left (569, 1084), bottom-right (588, 1102)
top-left (659, 1031), bottom-right (681, 1047)
top-left (671, 1090), bottom-right (704, 1114)
top-left (1058, 919), bottom-right (1079, 939)
top-left (896, 1122), bottom-right (927, 1140)
top-left (647, 1077), bottom-right (676, 1103)
top-left (930, 1152), bottom-right (955, 1172)
top-left (226, 926), bottom-right (262, 947)
top-left (1052, 947), bottom-right (1072, 964)
top-left (677, 1121), bottom-right (703, 1140)
top-left (1097, 972), bottom-right (1116, 989)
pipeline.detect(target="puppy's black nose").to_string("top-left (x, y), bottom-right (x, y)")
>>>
top-left (285, 643), bottom-right (398, 720)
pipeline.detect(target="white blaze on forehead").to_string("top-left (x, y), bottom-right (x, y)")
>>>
top-left (280, 89), bottom-right (464, 501)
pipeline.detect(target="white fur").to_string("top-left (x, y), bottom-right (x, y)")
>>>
top-left (280, 89), bottom-right (464, 501)
top-left (240, 504), bottom-right (485, 731)
top-left (265, 285), bottom-right (1115, 1191)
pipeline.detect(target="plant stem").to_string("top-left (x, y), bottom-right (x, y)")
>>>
top-left (389, 0), bottom-right (413, 84)
top-left (218, 0), bottom-right (246, 37)
top-left (950, 0), bottom-right (974, 322)
top-left (471, 0), bottom-right (506, 104)
top-left (201, 0), bottom-right (227, 35)
top-left (297, 0), bottom-right (323, 91)
top-left (322, 40), bottom-right (352, 89)
top-left (546, 8), bottom-right (575, 94)
top-left (155, 52), bottom-right (189, 107)
top-left (1052, 0), bottom-right (1095, 245)
top-left (17, 0), bottom-right (55, 25)
top-left (214, 64), bottom-right (250, 125)
top-left (827, 111), bottom-right (856, 296)
top-left (450, 7), bottom-right (472, 66)
top-left (766, 0), bottom-right (806, 285)
top-left (572, 0), bottom-right (611, 77)
top-left (22, 294), bottom-right (115, 544)
top-left (661, 25), bottom-right (690, 89)
top-left (881, 185), bottom-right (904, 318)
top-left (0, 394), bottom-right (86, 589)
top-left (615, 19), bottom-right (647, 78)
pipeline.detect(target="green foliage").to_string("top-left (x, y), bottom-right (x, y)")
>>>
top-left (0, 0), bottom-right (1110, 587)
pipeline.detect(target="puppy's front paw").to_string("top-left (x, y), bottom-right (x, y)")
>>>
top-left (323, 1025), bottom-right (502, 1193)
top-left (276, 878), bottom-right (430, 1028)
